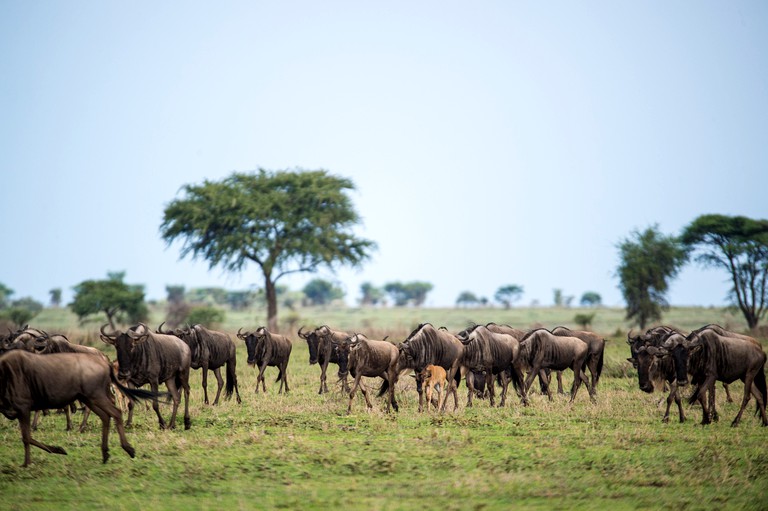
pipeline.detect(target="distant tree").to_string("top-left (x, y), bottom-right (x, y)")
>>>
top-left (3, 297), bottom-right (44, 327)
top-left (359, 282), bottom-right (384, 306)
top-left (187, 306), bottom-right (225, 329)
top-left (553, 289), bottom-right (563, 307)
top-left (49, 288), bottom-right (62, 308)
top-left (384, 282), bottom-right (410, 306)
top-left (494, 285), bottom-right (523, 309)
top-left (681, 214), bottom-right (768, 330)
top-left (166, 285), bottom-right (186, 303)
top-left (160, 169), bottom-right (375, 331)
top-left (70, 272), bottom-right (148, 329)
top-left (617, 225), bottom-right (688, 329)
top-left (165, 285), bottom-right (189, 328)
top-left (574, 312), bottom-right (596, 330)
top-left (455, 291), bottom-right (480, 308)
top-left (580, 292), bottom-right (602, 307)
top-left (302, 278), bottom-right (344, 306)
top-left (383, 281), bottom-right (434, 307)
top-left (406, 281), bottom-right (433, 307)
top-left (0, 283), bottom-right (13, 309)
top-left (186, 287), bottom-right (229, 306)
top-left (227, 290), bottom-right (257, 311)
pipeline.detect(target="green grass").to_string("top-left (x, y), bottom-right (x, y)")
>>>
top-left (1, 306), bottom-right (767, 510)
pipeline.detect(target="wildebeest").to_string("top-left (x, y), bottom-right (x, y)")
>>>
top-left (0, 350), bottom-right (159, 466)
top-left (633, 332), bottom-right (691, 423)
top-left (397, 323), bottom-right (464, 412)
top-left (551, 326), bottom-right (605, 400)
top-left (457, 324), bottom-right (524, 408)
top-left (100, 323), bottom-right (192, 430)
top-left (685, 327), bottom-right (767, 426)
top-left (158, 322), bottom-right (241, 405)
top-left (518, 328), bottom-right (589, 403)
top-left (237, 327), bottom-right (292, 394)
top-left (420, 365), bottom-right (448, 412)
top-left (297, 325), bottom-right (350, 394)
top-left (345, 333), bottom-right (400, 413)
top-left (26, 331), bottom-right (110, 432)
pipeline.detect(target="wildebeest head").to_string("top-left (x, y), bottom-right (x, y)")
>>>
top-left (634, 345), bottom-right (660, 393)
top-left (235, 327), bottom-right (265, 367)
top-left (297, 326), bottom-right (320, 365)
top-left (100, 323), bottom-right (150, 380)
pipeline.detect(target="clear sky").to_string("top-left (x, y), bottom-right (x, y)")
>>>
top-left (1, 2), bottom-right (766, 309)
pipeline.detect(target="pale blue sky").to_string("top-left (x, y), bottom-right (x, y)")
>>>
top-left (1, 2), bottom-right (766, 309)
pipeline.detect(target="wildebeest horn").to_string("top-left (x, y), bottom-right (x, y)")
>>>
top-left (298, 326), bottom-right (306, 338)
top-left (100, 323), bottom-right (118, 339)
top-left (626, 329), bottom-right (633, 345)
top-left (237, 327), bottom-right (247, 340)
top-left (157, 321), bottom-right (170, 334)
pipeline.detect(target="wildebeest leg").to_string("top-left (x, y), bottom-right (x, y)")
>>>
top-left (498, 371), bottom-right (511, 408)
top-left (126, 392), bottom-right (135, 427)
top-left (180, 371), bottom-right (191, 430)
top-left (280, 363), bottom-right (289, 394)
top-left (319, 361), bottom-right (328, 394)
top-left (415, 372), bottom-right (425, 412)
top-left (425, 382), bottom-right (433, 411)
top-left (693, 378), bottom-right (716, 425)
top-left (19, 412), bottom-right (67, 467)
top-left (708, 380), bottom-right (719, 422)
top-left (556, 371), bottom-right (565, 394)
top-left (164, 378), bottom-right (183, 430)
top-left (440, 365), bottom-right (460, 413)
top-left (723, 383), bottom-right (733, 403)
top-left (465, 370), bottom-right (475, 408)
top-left (211, 367), bottom-right (225, 405)
top-left (486, 369), bottom-right (496, 407)
top-left (749, 383), bottom-right (768, 426)
top-left (256, 362), bottom-right (269, 393)
top-left (201, 366), bottom-right (210, 405)
top-left (78, 406), bottom-right (91, 433)
top-left (523, 367), bottom-right (539, 400)
top-left (388, 370), bottom-right (398, 412)
top-left (32, 410), bottom-right (41, 431)
top-left (568, 364), bottom-right (585, 404)
top-left (85, 397), bottom-right (136, 463)
top-left (151, 381), bottom-right (170, 430)
top-left (662, 382), bottom-right (676, 423)
top-left (731, 372), bottom-right (757, 427)
top-left (347, 373), bottom-right (365, 414)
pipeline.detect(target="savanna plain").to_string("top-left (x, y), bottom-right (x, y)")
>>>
top-left (1, 306), bottom-right (767, 511)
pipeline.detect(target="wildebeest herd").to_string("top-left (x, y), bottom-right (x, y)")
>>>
top-left (0, 321), bottom-right (765, 467)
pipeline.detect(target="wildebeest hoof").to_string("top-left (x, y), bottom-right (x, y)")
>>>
top-left (730, 420), bottom-right (740, 427)
top-left (662, 417), bottom-right (670, 423)
top-left (184, 418), bottom-right (191, 430)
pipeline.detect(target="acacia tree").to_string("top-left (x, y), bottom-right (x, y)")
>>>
top-left (160, 169), bottom-right (375, 331)
top-left (681, 214), bottom-right (768, 330)
top-left (70, 271), bottom-right (148, 329)
top-left (616, 225), bottom-right (687, 329)
top-left (302, 278), bottom-right (344, 306)
top-left (494, 284), bottom-right (523, 309)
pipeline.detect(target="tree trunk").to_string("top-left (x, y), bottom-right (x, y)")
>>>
top-left (265, 278), bottom-right (278, 333)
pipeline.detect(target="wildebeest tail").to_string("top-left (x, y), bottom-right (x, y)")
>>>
top-left (226, 358), bottom-right (237, 399)
top-left (596, 348), bottom-right (604, 380)
top-left (377, 379), bottom-right (389, 397)
top-left (110, 372), bottom-right (172, 404)
top-left (275, 369), bottom-right (283, 383)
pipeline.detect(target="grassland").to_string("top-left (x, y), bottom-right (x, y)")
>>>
top-left (1, 306), bottom-right (766, 510)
